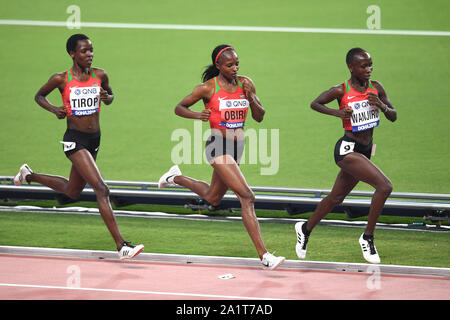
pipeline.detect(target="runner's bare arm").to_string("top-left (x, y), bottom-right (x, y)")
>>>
top-left (240, 76), bottom-right (265, 122)
top-left (311, 84), bottom-right (352, 120)
top-left (35, 72), bottom-right (67, 119)
top-left (94, 68), bottom-right (114, 105)
top-left (369, 81), bottom-right (397, 122)
top-left (175, 82), bottom-right (214, 122)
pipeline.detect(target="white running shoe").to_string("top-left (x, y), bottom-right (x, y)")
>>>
top-left (118, 242), bottom-right (144, 260)
top-left (295, 222), bottom-right (309, 260)
top-left (13, 164), bottom-right (33, 186)
top-left (158, 165), bottom-right (182, 188)
top-left (359, 234), bottom-right (380, 264)
top-left (261, 252), bottom-right (285, 270)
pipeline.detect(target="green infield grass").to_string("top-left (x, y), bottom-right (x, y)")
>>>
top-left (1, 0), bottom-right (449, 192)
top-left (0, 1), bottom-right (448, 266)
top-left (0, 210), bottom-right (449, 268)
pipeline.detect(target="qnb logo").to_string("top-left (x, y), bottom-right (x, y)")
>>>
top-left (350, 100), bottom-right (370, 110)
top-left (73, 88), bottom-right (97, 95)
top-left (221, 99), bottom-right (249, 109)
top-left (231, 100), bottom-right (248, 107)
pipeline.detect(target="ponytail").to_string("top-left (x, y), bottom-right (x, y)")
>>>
top-left (201, 64), bottom-right (220, 83)
top-left (201, 44), bottom-right (234, 82)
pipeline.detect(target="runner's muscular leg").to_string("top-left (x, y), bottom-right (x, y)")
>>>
top-left (174, 169), bottom-right (229, 206)
top-left (68, 149), bottom-right (125, 248)
top-left (306, 169), bottom-right (359, 232)
top-left (338, 152), bottom-right (393, 235)
top-left (27, 164), bottom-right (87, 200)
top-left (212, 155), bottom-right (267, 259)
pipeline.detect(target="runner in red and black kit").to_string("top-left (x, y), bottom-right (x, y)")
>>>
top-left (158, 45), bottom-right (285, 269)
top-left (14, 34), bottom-right (143, 260)
top-left (295, 48), bottom-right (397, 264)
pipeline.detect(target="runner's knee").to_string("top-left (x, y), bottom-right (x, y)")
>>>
top-left (325, 194), bottom-right (346, 207)
top-left (92, 181), bottom-right (110, 198)
top-left (378, 179), bottom-right (393, 197)
top-left (239, 189), bottom-right (255, 204)
top-left (206, 194), bottom-right (222, 206)
top-left (64, 184), bottom-right (85, 200)
top-left (66, 189), bottom-right (82, 200)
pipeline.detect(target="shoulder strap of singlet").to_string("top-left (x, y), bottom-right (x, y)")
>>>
top-left (68, 69), bottom-right (73, 82)
top-left (214, 77), bottom-right (221, 93)
top-left (214, 77), bottom-right (243, 92)
top-left (237, 78), bottom-right (243, 89)
top-left (67, 68), bottom-right (98, 82)
top-left (345, 80), bottom-right (352, 93)
top-left (345, 80), bottom-right (376, 94)
top-left (90, 68), bottom-right (98, 79)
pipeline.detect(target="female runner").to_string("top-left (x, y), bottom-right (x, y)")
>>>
top-left (295, 48), bottom-right (397, 264)
top-left (159, 45), bottom-right (285, 269)
top-left (14, 34), bottom-right (144, 260)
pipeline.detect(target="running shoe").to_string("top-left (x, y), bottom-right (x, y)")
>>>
top-left (118, 241), bottom-right (144, 260)
top-left (158, 165), bottom-right (182, 188)
top-left (13, 164), bottom-right (33, 186)
top-left (261, 252), bottom-right (285, 270)
top-left (359, 233), bottom-right (380, 264)
top-left (295, 221), bottom-right (309, 260)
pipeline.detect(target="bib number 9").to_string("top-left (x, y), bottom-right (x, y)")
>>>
top-left (340, 140), bottom-right (355, 156)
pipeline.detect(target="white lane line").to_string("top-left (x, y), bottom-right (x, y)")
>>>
top-left (0, 282), bottom-right (283, 300)
top-left (0, 19), bottom-right (449, 36)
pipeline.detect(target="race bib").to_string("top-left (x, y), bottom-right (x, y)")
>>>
top-left (339, 140), bottom-right (355, 156)
top-left (60, 141), bottom-right (76, 152)
top-left (348, 99), bottom-right (380, 132)
top-left (69, 85), bottom-right (100, 116)
top-left (219, 98), bottom-right (249, 129)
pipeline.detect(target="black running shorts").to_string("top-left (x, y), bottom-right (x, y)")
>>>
top-left (334, 134), bottom-right (372, 164)
top-left (205, 134), bottom-right (245, 164)
top-left (61, 129), bottom-right (101, 158)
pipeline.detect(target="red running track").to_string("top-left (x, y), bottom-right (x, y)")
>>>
top-left (0, 254), bottom-right (449, 300)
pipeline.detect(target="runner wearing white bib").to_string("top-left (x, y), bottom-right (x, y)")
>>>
top-left (14, 34), bottom-right (144, 260)
top-left (295, 48), bottom-right (397, 264)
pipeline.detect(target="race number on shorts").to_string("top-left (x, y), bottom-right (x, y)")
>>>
top-left (340, 140), bottom-right (355, 156)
